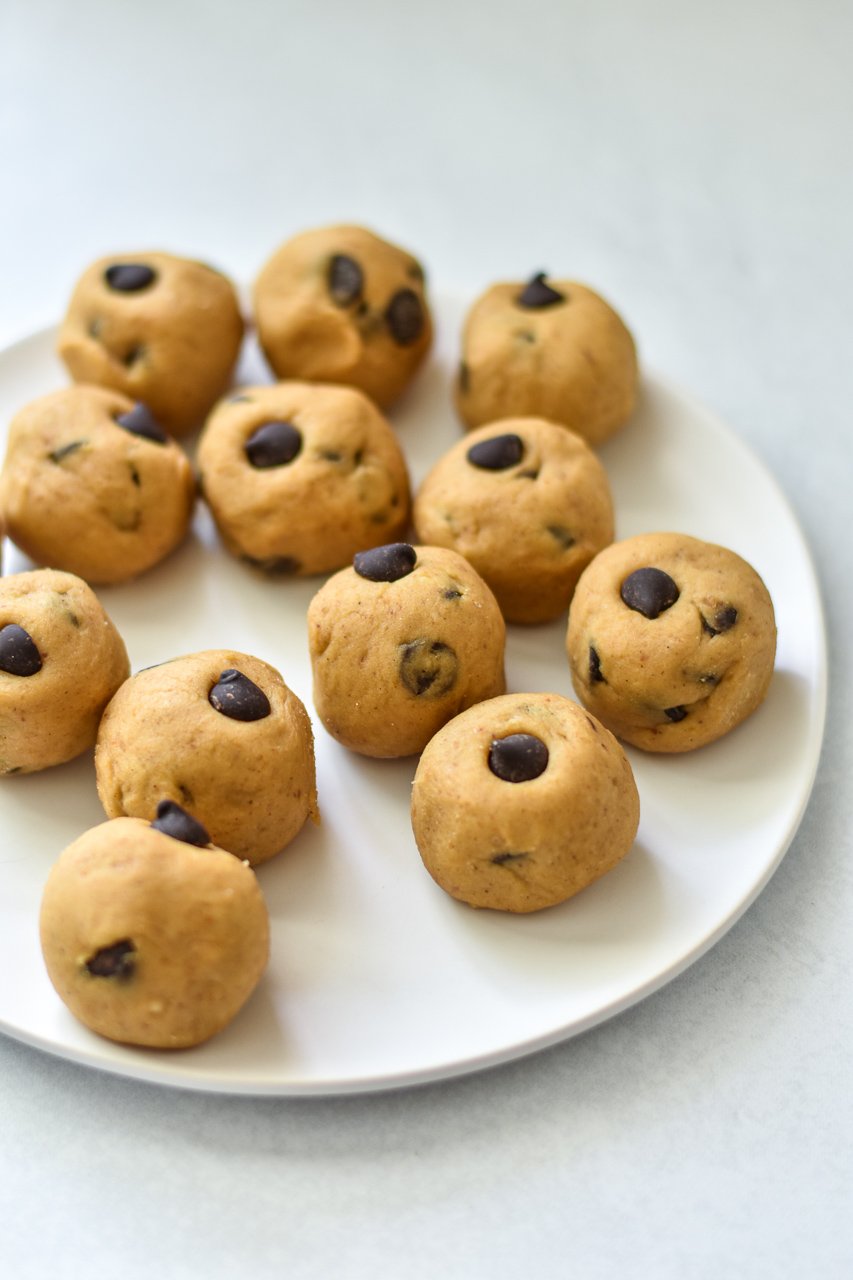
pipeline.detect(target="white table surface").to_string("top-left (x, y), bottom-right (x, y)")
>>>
top-left (1, 1), bottom-right (851, 1275)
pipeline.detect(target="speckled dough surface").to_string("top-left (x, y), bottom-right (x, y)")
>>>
top-left (253, 225), bottom-right (432, 409)
top-left (95, 650), bottom-right (318, 864)
top-left (455, 275), bottom-right (638, 446)
top-left (411, 692), bottom-right (639, 913)
top-left (0, 569), bottom-right (129, 775)
top-left (566, 532), bottom-right (777, 752)
top-left (413, 416), bottom-right (614, 623)
top-left (0, 386), bottom-right (196, 584)
top-left (57, 251), bottom-right (244, 436)
top-left (39, 816), bottom-right (269, 1049)
top-left (307, 543), bottom-right (506, 758)
top-left (197, 381), bottom-right (411, 575)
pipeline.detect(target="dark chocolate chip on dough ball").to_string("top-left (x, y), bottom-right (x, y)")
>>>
top-left (39, 816), bottom-right (269, 1049)
top-left (414, 416), bottom-right (614, 623)
top-left (252, 225), bottom-right (432, 408)
top-left (412, 692), bottom-right (639, 912)
top-left (566, 532), bottom-right (777, 752)
top-left (455, 274), bottom-right (637, 447)
top-left (307, 545), bottom-right (506, 758)
top-left (197, 380), bottom-right (411, 576)
top-left (95, 649), bottom-right (317, 865)
top-left (58, 250), bottom-right (244, 436)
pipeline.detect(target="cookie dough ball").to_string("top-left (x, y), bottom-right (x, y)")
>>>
top-left (57, 251), bottom-right (244, 436)
top-left (253, 225), bottom-right (432, 409)
top-left (39, 810), bottom-right (269, 1049)
top-left (197, 381), bottom-right (411, 575)
top-left (414, 417), bottom-right (614, 624)
top-left (0, 569), bottom-right (129, 775)
top-left (95, 650), bottom-right (318, 864)
top-left (307, 543), bottom-right (506, 758)
top-left (455, 273), bottom-right (638, 447)
top-left (0, 386), bottom-right (196, 585)
top-left (412, 692), bottom-right (639, 913)
top-left (566, 532), bottom-right (777, 752)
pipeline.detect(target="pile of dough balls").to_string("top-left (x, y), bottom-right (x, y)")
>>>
top-left (0, 224), bottom-right (778, 1056)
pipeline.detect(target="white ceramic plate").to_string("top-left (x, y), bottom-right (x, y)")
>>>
top-left (0, 302), bottom-right (826, 1095)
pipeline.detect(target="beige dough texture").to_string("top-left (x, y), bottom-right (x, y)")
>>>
top-left (411, 692), bottom-right (640, 913)
top-left (307, 544), bottom-right (506, 758)
top-left (252, 225), bottom-right (432, 409)
top-left (0, 386), bottom-right (196, 584)
top-left (455, 275), bottom-right (638, 446)
top-left (57, 251), bottom-right (244, 436)
top-left (413, 416), bottom-right (614, 623)
top-left (566, 532), bottom-right (777, 752)
top-left (39, 816), bottom-right (269, 1049)
top-left (197, 380), bottom-right (411, 575)
top-left (0, 568), bottom-right (129, 775)
top-left (95, 649), bottom-right (318, 864)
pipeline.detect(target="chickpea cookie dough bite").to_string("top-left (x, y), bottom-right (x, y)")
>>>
top-left (252, 225), bottom-right (432, 409)
top-left (197, 381), bottom-right (411, 575)
top-left (39, 806), bottom-right (269, 1049)
top-left (566, 532), bottom-right (777, 752)
top-left (95, 650), bottom-right (318, 865)
top-left (411, 692), bottom-right (639, 913)
top-left (0, 386), bottom-right (196, 585)
top-left (57, 251), bottom-right (244, 436)
top-left (0, 569), bottom-right (129, 775)
top-left (413, 416), bottom-right (614, 624)
top-left (455, 272), bottom-right (638, 447)
top-left (307, 543), bottom-right (506, 758)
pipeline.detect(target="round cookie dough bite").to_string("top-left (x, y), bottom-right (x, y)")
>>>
top-left (197, 380), bottom-right (411, 575)
top-left (57, 251), bottom-right (244, 436)
top-left (411, 692), bottom-right (639, 913)
top-left (0, 386), bottom-right (196, 585)
top-left (39, 807), bottom-right (269, 1049)
top-left (455, 272), bottom-right (638, 447)
top-left (413, 416), bottom-right (614, 624)
top-left (307, 543), bottom-right (506, 758)
top-left (0, 568), bottom-right (129, 775)
top-left (566, 532), bottom-right (777, 752)
top-left (95, 650), bottom-right (318, 865)
top-left (252, 225), bottom-right (432, 409)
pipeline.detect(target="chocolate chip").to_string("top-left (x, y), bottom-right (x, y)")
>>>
top-left (0, 624), bottom-right (43, 676)
top-left (703, 605), bottom-right (738, 636)
top-left (151, 799), bottom-right (210, 847)
top-left (209, 669), bottom-right (271, 721)
top-left (115, 402), bottom-right (168, 443)
top-left (399, 639), bottom-right (457, 697)
top-left (443, 586), bottom-right (463, 600)
top-left (665, 706), bottom-right (688, 722)
top-left (244, 420), bottom-right (302, 468)
top-left (488, 733), bottom-right (549, 783)
top-left (466, 433), bottom-right (524, 471)
top-left (354, 542), bottom-right (416, 582)
top-left (547, 525), bottom-right (576, 549)
top-left (123, 344), bottom-right (146, 367)
top-left (491, 852), bottom-right (529, 865)
top-left (516, 272), bottom-right (565, 309)
top-left (85, 939), bottom-right (135, 979)
top-left (589, 646), bottom-right (605, 683)
top-left (104, 263), bottom-right (157, 293)
top-left (620, 568), bottom-right (680, 619)
top-left (49, 439), bottom-right (86, 463)
top-left (328, 254), bottom-right (363, 307)
top-left (385, 288), bottom-right (425, 346)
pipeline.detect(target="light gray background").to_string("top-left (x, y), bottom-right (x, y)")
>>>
top-left (1, 1), bottom-right (850, 1276)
